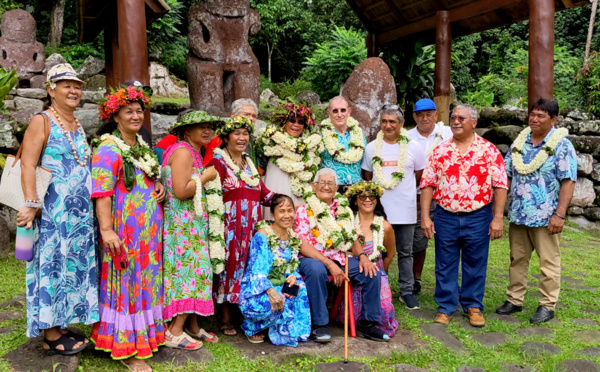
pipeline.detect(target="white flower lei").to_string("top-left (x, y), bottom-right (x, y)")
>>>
top-left (257, 125), bottom-right (324, 197)
top-left (191, 175), bottom-right (203, 218)
top-left (354, 214), bottom-right (386, 261)
top-left (255, 220), bottom-right (301, 275)
top-left (321, 117), bottom-right (365, 164)
top-left (372, 129), bottom-right (411, 190)
top-left (204, 174), bottom-right (226, 274)
top-left (99, 133), bottom-right (161, 178)
top-left (213, 148), bottom-right (260, 187)
top-left (305, 192), bottom-right (354, 252)
top-left (511, 127), bottom-right (569, 175)
top-left (426, 121), bottom-right (446, 157)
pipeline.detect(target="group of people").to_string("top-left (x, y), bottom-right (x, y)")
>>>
top-left (15, 63), bottom-right (577, 372)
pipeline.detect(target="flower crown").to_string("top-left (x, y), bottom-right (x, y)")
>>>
top-left (98, 86), bottom-right (151, 121)
top-left (345, 180), bottom-right (385, 199)
top-left (215, 115), bottom-right (255, 139)
top-left (270, 102), bottom-right (316, 128)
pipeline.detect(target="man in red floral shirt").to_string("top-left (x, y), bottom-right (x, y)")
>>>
top-left (420, 104), bottom-right (508, 327)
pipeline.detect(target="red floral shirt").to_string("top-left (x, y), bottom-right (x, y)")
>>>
top-left (420, 134), bottom-right (508, 213)
top-left (293, 202), bottom-right (347, 266)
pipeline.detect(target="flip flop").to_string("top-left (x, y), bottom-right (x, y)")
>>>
top-left (246, 333), bottom-right (265, 344)
top-left (185, 327), bottom-right (219, 343)
top-left (165, 329), bottom-right (203, 350)
top-left (220, 323), bottom-right (237, 336)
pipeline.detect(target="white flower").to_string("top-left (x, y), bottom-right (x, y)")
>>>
top-left (191, 175), bottom-right (203, 217)
top-left (213, 148), bottom-right (260, 187)
top-left (320, 117), bottom-right (365, 164)
top-left (372, 129), bottom-right (411, 190)
top-left (354, 215), bottom-right (385, 261)
top-left (305, 193), bottom-right (354, 252)
top-left (203, 173), bottom-right (226, 274)
top-left (511, 127), bottom-right (568, 175)
top-left (426, 122), bottom-right (445, 156)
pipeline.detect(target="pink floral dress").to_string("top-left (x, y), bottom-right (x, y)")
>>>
top-left (161, 142), bottom-right (214, 321)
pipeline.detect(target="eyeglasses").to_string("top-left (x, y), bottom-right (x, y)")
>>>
top-left (288, 118), bottom-right (306, 125)
top-left (358, 194), bottom-right (377, 201)
top-left (316, 181), bottom-right (336, 188)
top-left (450, 115), bottom-right (471, 123)
top-left (381, 104), bottom-right (404, 116)
top-left (331, 108), bottom-right (348, 114)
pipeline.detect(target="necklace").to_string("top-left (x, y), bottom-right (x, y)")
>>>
top-left (511, 127), bottom-right (569, 175)
top-left (213, 148), bottom-right (260, 187)
top-left (426, 122), bottom-right (445, 156)
top-left (98, 132), bottom-right (161, 179)
top-left (256, 220), bottom-right (301, 286)
top-left (321, 117), bottom-right (365, 164)
top-left (372, 129), bottom-right (411, 189)
top-left (304, 192), bottom-right (354, 252)
top-left (354, 214), bottom-right (386, 261)
top-left (49, 107), bottom-right (90, 167)
top-left (204, 173), bottom-right (226, 274)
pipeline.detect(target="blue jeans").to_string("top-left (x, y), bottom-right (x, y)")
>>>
top-left (434, 204), bottom-right (492, 315)
top-left (299, 257), bottom-right (382, 326)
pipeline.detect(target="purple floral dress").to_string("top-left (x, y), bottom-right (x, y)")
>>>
top-left (208, 154), bottom-right (273, 304)
top-left (161, 142), bottom-right (214, 321)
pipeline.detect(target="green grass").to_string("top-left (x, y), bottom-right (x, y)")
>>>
top-left (151, 97), bottom-right (190, 106)
top-left (0, 220), bottom-right (599, 371)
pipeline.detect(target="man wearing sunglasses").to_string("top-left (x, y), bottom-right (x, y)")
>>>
top-left (420, 104), bottom-right (508, 327)
top-left (407, 99), bottom-right (453, 297)
top-left (362, 105), bottom-right (426, 311)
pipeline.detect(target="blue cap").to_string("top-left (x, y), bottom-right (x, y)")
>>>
top-left (414, 98), bottom-right (437, 112)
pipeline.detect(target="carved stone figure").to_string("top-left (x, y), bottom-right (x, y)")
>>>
top-left (0, 10), bottom-right (45, 88)
top-left (186, 0), bottom-right (261, 116)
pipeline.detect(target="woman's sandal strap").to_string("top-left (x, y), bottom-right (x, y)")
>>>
top-left (44, 334), bottom-right (87, 355)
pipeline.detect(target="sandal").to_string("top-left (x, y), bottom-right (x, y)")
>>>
top-left (185, 327), bottom-right (219, 343)
top-left (63, 330), bottom-right (90, 344)
top-left (43, 334), bottom-right (88, 356)
top-left (220, 323), bottom-right (237, 336)
top-left (165, 329), bottom-right (203, 350)
top-left (246, 332), bottom-right (265, 344)
top-left (120, 359), bottom-right (152, 372)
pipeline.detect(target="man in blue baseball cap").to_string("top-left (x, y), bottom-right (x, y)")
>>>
top-left (407, 98), bottom-right (452, 296)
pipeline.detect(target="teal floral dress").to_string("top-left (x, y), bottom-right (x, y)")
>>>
top-left (26, 112), bottom-right (99, 337)
top-left (161, 142), bottom-right (214, 321)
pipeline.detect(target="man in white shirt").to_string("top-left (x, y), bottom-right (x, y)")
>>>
top-left (362, 105), bottom-right (426, 310)
top-left (406, 98), bottom-right (453, 295)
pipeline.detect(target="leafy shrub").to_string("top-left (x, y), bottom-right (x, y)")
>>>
top-left (577, 51), bottom-right (600, 115)
top-left (45, 43), bottom-right (104, 70)
top-left (302, 26), bottom-right (366, 101)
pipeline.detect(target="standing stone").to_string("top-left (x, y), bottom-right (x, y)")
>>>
top-left (43, 53), bottom-right (66, 73)
top-left (0, 10), bottom-right (45, 88)
top-left (577, 153), bottom-right (594, 176)
top-left (149, 62), bottom-right (188, 98)
top-left (187, 0), bottom-right (261, 117)
top-left (340, 57), bottom-right (397, 141)
top-left (294, 90), bottom-right (321, 106)
top-left (76, 56), bottom-right (105, 80)
top-left (571, 178), bottom-right (596, 207)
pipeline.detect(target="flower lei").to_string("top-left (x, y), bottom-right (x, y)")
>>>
top-left (192, 175), bottom-right (203, 217)
top-left (511, 127), bottom-right (569, 175)
top-left (98, 132), bottom-right (160, 189)
top-left (204, 174), bottom-right (226, 274)
top-left (321, 117), bottom-right (365, 164)
top-left (354, 214), bottom-right (386, 262)
top-left (212, 148), bottom-right (260, 187)
top-left (256, 125), bottom-right (324, 197)
top-left (372, 129), bottom-right (411, 190)
top-left (255, 220), bottom-right (301, 286)
top-left (426, 121), bottom-right (446, 157)
top-left (304, 192), bottom-right (354, 252)
top-left (98, 86), bottom-right (151, 121)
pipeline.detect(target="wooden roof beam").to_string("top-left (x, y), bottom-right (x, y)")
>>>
top-left (383, 0), bottom-right (408, 25)
top-left (346, 0), bottom-right (378, 33)
top-left (377, 0), bottom-right (521, 43)
top-left (561, 0), bottom-right (575, 8)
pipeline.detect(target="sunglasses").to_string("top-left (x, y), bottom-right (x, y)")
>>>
top-left (358, 194), bottom-right (377, 201)
top-left (450, 115), bottom-right (471, 123)
top-left (288, 118), bottom-right (306, 125)
top-left (381, 104), bottom-right (404, 116)
top-left (331, 108), bottom-right (348, 114)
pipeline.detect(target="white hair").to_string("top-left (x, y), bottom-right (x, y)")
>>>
top-left (327, 96), bottom-right (350, 110)
top-left (453, 104), bottom-right (478, 120)
top-left (231, 98), bottom-right (258, 116)
top-left (313, 168), bottom-right (338, 185)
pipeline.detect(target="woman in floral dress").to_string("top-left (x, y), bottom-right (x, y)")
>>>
top-left (91, 86), bottom-right (165, 372)
top-left (161, 110), bottom-right (223, 349)
top-left (337, 181), bottom-right (398, 337)
top-left (208, 116), bottom-right (274, 336)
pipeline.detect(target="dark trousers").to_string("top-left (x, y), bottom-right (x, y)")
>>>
top-left (299, 256), bottom-right (382, 326)
top-left (392, 224), bottom-right (415, 295)
top-left (434, 204), bottom-right (492, 315)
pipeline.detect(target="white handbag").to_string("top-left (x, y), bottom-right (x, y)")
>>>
top-left (0, 114), bottom-right (52, 211)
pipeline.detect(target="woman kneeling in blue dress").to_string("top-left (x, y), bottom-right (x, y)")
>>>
top-left (239, 194), bottom-right (311, 346)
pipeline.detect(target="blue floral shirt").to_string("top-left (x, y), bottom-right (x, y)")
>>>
top-left (505, 128), bottom-right (577, 227)
top-left (320, 128), bottom-right (367, 186)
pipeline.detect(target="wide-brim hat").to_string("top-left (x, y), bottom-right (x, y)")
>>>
top-left (44, 63), bottom-right (86, 88)
top-left (169, 110), bottom-right (226, 135)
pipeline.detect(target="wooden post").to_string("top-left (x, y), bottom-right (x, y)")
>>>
top-left (104, 5), bottom-right (120, 94)
top-left (528, 0), bottom-right (555, 107)
top-left (116, 0), bottom-right (152, 134)
top-left (366, 32), bottom-right (378, 58)
top-left (433, 11), bottom-right (451, 126)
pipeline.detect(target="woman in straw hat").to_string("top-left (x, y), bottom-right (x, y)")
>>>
top-left (16, 63), bottom-right (98, 355)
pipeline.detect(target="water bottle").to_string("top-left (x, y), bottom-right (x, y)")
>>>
top-left (15, 225), bottom-right (34, 261)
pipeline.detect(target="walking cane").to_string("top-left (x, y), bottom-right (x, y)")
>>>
top-left (344, 252), bottom-right (349, 363)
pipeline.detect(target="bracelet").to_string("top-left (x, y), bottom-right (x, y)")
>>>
top-left (553, 212), bottom-right (566, 220)
top-left (24, 200), bottom-right (42, 209)
top-left (358, 252), bottom-right (368, 260)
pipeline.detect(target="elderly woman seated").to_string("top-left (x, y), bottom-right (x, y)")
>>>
top-left (239, 194), bottom-right (311, 346)
top-left (293, 168), bottom-right (388, 343)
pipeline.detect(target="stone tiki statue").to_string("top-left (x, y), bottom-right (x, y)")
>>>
top-left (187, 0), bottom-right (261, 117)
top-left (0, 9), bottom-right (45, 88)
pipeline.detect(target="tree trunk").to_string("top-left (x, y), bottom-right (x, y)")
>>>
top-left (48, 0), bottom-right (66, 50)
top-left (585, 0), bottom-right (599, 67)
top-left (267, 42), bottom-right (273, 82)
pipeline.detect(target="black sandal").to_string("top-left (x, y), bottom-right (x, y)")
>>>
top-left (43, 334), bottom-right (88, 356)
top-left (220, 323), bottom-right (237, 336)
top-left (63, 330), bottom-right (89, 344)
